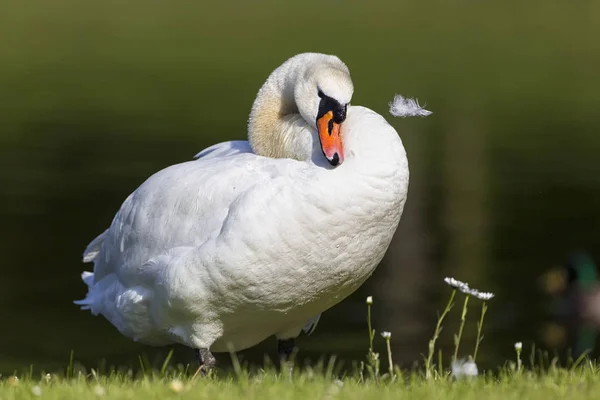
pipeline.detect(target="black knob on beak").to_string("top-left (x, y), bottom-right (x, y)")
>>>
top-left (333, 105), bottom-right (347, 124)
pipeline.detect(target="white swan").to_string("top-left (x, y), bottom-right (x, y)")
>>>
top-left (75, 53), bottom-right (412, 368)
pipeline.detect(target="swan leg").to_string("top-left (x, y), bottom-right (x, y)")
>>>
top-left (193, 348), bottom-right (216, 378)
top-left (278, 338), bottom-right (296, 376)
top-left (278, 338), bottom-right (296, 361)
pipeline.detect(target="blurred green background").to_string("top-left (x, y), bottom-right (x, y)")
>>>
top-left (2, 0), bottom-right (600, 374)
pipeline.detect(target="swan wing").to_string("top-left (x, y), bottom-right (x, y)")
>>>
top-left (193, 140), bottom-right (252, 160)
top-left (84, 152), bottom-right (309, 284)
top-left (77, 150), bottom-right (320, 345)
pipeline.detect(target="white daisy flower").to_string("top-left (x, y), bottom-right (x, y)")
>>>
top-left (475, 291), bottom-right (495, 301)
top-left (444, 277), bottom-right (470, 291)
top-left (462, 287), bottom-right (495, 301)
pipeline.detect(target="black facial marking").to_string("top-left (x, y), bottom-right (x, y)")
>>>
top-left (334, 103), bottom-right (347, 123)
top-left (316, 92), bottom-right (347, 124)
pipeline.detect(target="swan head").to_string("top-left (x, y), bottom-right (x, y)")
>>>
top-left (294, 59), bottom-right (354, 166)
top-left (248, 53), bottom-right (354, 166)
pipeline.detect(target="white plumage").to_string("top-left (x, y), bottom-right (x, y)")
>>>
top-left (75, 53), bottom-right (413, 357)
top-left (389, 94), bottom-right (432, 118)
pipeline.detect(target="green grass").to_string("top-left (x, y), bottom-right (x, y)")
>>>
top-left (3, 364), bottom-right (600, 400)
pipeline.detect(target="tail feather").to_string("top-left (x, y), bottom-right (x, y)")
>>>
top-left (81, 271), bottom-right (94, 286)
top-left (74, 271), bottom-right (155, 342)
top-left (74, 271), bottom-right (97, 311)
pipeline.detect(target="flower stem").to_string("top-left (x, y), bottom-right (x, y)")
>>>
top-left (385, 337), bottom-right (394, 380)
top-left (453, 295), bottom-right (470, 363)
top-left (425, 288), bottom-right (456, 379)
top-left (366, 300), bottom-right (379, 377)
top-left (368, 301), bottom-right (374, 354)
top-left (473, 301), bottom-right (488, 362)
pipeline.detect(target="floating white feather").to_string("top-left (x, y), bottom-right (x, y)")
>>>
top-left (389, 94), bottom-right (432, 118)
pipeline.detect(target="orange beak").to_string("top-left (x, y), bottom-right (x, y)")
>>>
top-left (316, 111), bottom-right (344, 166)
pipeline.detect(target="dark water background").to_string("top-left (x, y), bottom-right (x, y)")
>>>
top-left (2, 0), bottom-right (600, 375)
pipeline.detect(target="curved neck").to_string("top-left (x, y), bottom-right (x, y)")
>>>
top-left (247, 57), bottom-right (316, 162)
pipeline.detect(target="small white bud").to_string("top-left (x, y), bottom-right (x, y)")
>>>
top-left (514, 342), bottom-right (523, 351)
top-left (381, 331), bottom-right (391, 339)
top-left (366, 296), bottom-right (373, 305)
